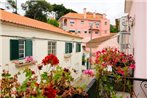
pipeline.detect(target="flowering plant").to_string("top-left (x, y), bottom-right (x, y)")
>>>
top-left (24, 56), bottom-right (34, 63)
top-left (0, 54), bottom-right (87, 98)
top-left (12, 56), bottom-right (36, 66)
top-left (83, 69), bottom-right (94, 77)
top-left (95, 48), bottom-right (135, 98)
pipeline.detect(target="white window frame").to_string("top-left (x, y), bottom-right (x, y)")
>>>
top-left (48, 41), bottom-right (56, 55)
top-left (18, 40), bottom-right (25, 58)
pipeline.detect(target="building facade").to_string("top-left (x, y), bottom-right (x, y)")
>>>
top-left (124, 0), bottom-right (147, 97)
top-left (0, 10), bottom-right (86, 81)
top-left (58, 8), bottom-right (110, 42)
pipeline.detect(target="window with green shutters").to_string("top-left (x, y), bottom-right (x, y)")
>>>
top-left (10, 39), bottom-right (33, 60)
top-left (76, 43), bottom-right (81, 52)
top-left (65, 43), bottom-right (72, 54)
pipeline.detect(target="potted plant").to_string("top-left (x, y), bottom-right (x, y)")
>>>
top-left (94, 48), bottom-right (135, 98)
top-left (0, 54), bottom-right (88, 98)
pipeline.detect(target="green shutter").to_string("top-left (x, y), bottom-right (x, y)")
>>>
top-left (76, 43), bottom-right (81, 52)
top-left (65, 43), bottom-right (72, 53)
top-left (10, 39), bottom-right (19, 60)
top-left (79, 43), bottom-right (81, 52)
top-left (65, 43), bottom-right (68, 53)
top-left (25, 40), bottom-right (33, 56)
top-left (69, 43), bottom-right (72, 53)
top-left (76, 43), bottom-right (78, 52)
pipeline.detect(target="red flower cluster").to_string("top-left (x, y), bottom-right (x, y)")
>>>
top-left (42, 54), bottom-right (59, 66)
top-left (43, 85), bottom-right (57, 98)
top-left (95, 48), bottom-right (135, 75)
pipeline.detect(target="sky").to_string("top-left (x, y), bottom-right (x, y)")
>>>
top-left (0, 0), bottom-right (125, 25)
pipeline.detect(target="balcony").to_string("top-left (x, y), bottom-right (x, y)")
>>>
top-left (83, 76), bottom-right (147, 98)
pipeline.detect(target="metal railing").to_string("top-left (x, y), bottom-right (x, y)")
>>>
top-left (86, 76), bottom-right (147, 98)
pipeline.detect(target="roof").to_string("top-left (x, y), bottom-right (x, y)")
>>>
top-left (0, 10), bottom-right (83, 39)
top-left (59, 12), bottom-right (103, 21)
top-left (86, 33), bottom-right (117, 48)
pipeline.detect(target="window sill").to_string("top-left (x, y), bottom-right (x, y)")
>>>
top-left (15, 61), bottom-right (37, 68)
top-left (64, 54), bottom-right (72, 58)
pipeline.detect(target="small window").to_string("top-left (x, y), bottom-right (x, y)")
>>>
top-left (69, 30), bottom-right (75, 32)
top-left (105, 22), bottom-right (107, 25)
top-left (89, 22), bottom-right (93, 26)
top-left (95, 22), bottom-right (100, 28)
top-left (95, 32), bottom-right (99, 34)
top-left (76, 43), bottom-right (81, 52)
top-left (48, 41), bottom-right (56, 55)
top-left (65, 43), bottom-right (72, 54)
top-left (84, 31), bottom-right (87, 33)
top-left (81, 20), bottom-right (84, 24)
top-left (64, 19), bottom-right (67, 26)
top-left (70, 20), bottom-right (75, 25)
top-left (77, 30), bottom-right (81, 33)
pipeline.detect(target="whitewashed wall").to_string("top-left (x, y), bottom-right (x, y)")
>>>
top-left (1, 23), bottom-right (86, 81)
top-left (97, 34), bottom-right (119, 51)
top-left (128, 0), bottom-right (147, 97)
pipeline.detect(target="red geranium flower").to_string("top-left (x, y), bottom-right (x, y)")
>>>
top-left (42, 54), bottom-right (59, 66)
top-left (43, 85), bottom-right (57, 98)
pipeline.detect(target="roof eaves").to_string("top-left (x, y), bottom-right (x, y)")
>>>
top-left (0, 19), bottom-right (83, 39)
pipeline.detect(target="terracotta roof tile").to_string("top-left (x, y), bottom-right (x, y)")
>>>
top-left (0, 10), bottom-right (82, 39)
top-left (86, 33), bottom-right (117, 48)
top-left (60, 12), bottom-right (103, 20)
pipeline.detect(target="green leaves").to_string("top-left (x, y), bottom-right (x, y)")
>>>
top-left (47, 19), bottom-right (59, 27)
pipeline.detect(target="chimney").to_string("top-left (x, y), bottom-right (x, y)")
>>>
top-left (93, 11), bottom-right (96, 18)
top-left (83, 8), bottom-right (87, 19)
top-left (102, 13), bottom-right (106, 19)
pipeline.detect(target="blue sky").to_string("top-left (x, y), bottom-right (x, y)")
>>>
top-left (0, 0), bottom-right (125, 24)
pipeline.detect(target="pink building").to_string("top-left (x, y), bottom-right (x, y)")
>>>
top-left (58, 8), bottom-right (110, 42)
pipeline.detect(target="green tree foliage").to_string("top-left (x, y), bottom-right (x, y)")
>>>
top-left (22, 0), bottom-right (53, 22)
top-left (6, 0), bottom-right (17, 13)
top-left (47, 19), bottom-right (59, 27)
top-left (21, 0), bottom-right (76, 23)
top-left (52, 4), bottom-right (77, 20)
top-left (110, 24), bottom-right (118, 33)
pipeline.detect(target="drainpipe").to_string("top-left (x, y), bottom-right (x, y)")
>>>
top-left (89, 23), bottom-right (93, 69)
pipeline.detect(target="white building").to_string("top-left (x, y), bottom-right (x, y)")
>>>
top-left (124, 0), bottom-right (147, 97)
top-left (0, 10), bottom-right (86, 80)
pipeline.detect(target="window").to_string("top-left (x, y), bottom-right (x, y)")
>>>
top-left (81, 20), bottom-right (84, 24)
top-left (76, 43), bottom-right (81, 52)
top-left (105, 22), bottom-right (107, 25)
top-left (65, 43), bottom-right (72, 54)
top-left (77, 30), bottom-right (81, 33)
top-left (10, 39), bottom-right (33, 60)
top-left (95, 22), bottom-right (100, 28)
top-left (64, 19), bottom-right (67, 26)
top-left (89, 22), bottom-right (93, 26)
top-left (95, 32), bottom-right (99, 34)
top-left (70, 20), bottom-right (75, 25)
top-left (69, 30), bottom-right (75, 32)
top-left (48, 41), bottom-right (56, 55)
top-left (84, 31), bottom-right (87, 33)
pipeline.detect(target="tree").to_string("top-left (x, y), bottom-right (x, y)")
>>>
top-left (6, 0), bottom-right (17, 13)
top-left (52, 4), bottom-right (77, 20)
top-left (22, 0), bottom-right (53, 22)
top-left (47, 19), bottom-right (59, 27)
top-left (110, 24), bottom-right (118, 33)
